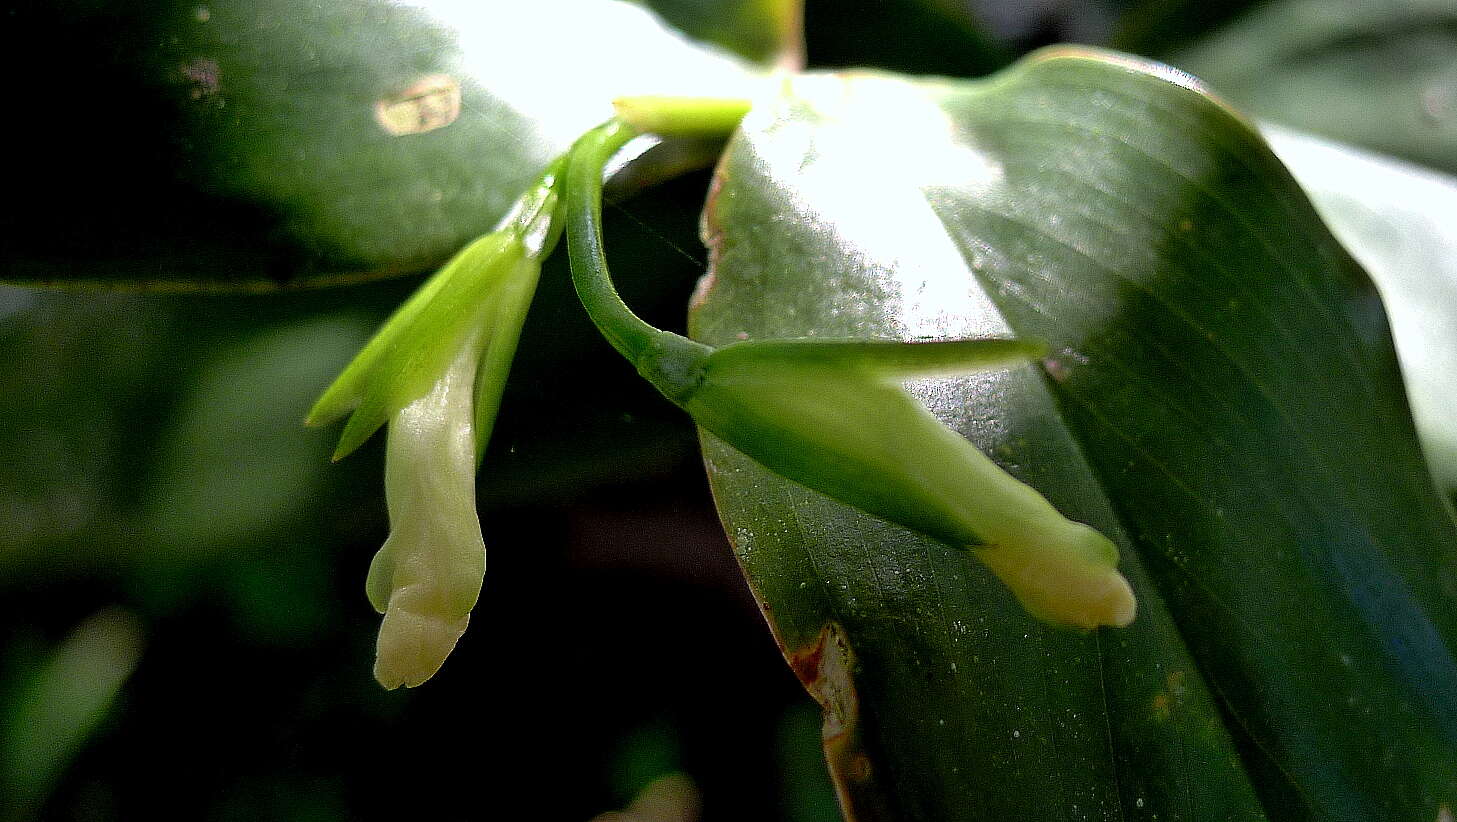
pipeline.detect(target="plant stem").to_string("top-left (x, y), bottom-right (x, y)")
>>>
top-left (565, 119), bottom-right (714, 403)
top-left (612, 96), bottom-right (753, 137)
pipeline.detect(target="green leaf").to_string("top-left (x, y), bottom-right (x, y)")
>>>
top-left (690, 49), bottom-right (1457, 820)
top-left (3, 0), bottom-right (764, 292)
top-left (1172, 0), bottom-right (1457, 173)
top-left (1265, 125), bottom-right (1457, 497)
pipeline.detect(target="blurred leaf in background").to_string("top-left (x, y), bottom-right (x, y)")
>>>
top-left (1174, 0), bottom-right (1457, 174)
top-left (0, 610), bottom-right (143, 822)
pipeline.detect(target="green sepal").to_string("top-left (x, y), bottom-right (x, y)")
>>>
top-left (470, 269), bottom-right (542, 467)
top-left (702, 335), bottom-right (1048, 379)
top-left (306, 231), bottom-right (533, 461)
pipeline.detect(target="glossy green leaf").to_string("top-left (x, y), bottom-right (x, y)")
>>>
top-left (690, 49), bottom-right (1457, 821)
top-left (1173, 0), bottom-right (1457, 173)
top-left (1265, 125), bottom-right (1457, 497)
top-left (3, 0), bottom-right (764, 291)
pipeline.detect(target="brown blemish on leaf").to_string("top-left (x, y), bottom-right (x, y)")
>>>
top-left (688, 270), bottom-right (717, 312)
top-left (1438, 803), bottom-right (1453, 822)
top-left (179, 57), bottom-right (220, 100)
top-left (789, 622), bottom-right (859, 746)
top-left (1151, 670), bottom-right (1190, 722)
top-left (374, 74), bottom-right (461, 136)
top-left (1166, 670), bottom-right (1187, 696)
top-left (1152, 691), bottom-right (1171, 721)
top-left (688, 151), bottom-right (733, 328)
top-left (788, 623), bottom-right (897, 822)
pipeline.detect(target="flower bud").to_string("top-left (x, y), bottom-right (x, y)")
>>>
top-left (681, 337), bottom-right (1135, 630)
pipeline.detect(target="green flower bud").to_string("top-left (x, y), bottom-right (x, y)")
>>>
top-left (681, 337), bottom-right (1136, 630)
top-left (309, 157), bottom-right (563, 687)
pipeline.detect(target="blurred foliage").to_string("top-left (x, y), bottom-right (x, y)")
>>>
top-left (1, 0), bottom-right (1454, 820)
top-left (1174, 0), bottom-right (1457, 174)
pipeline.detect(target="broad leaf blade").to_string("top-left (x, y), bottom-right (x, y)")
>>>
top-left (691, 50), bottom-right (1457, 820)
top-left (3, 0), bottom-right (763, 292)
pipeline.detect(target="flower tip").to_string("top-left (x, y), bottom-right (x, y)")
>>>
top-left (1018, 564), bottom-right (1138, 631)
top-left (975, 527), bottom-right (1138, 631)
top-left (1094, 570), bottom-right (1137, 629)
top-left (373, 606), bottom-right (470, 689)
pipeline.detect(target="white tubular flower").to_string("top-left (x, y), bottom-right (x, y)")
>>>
top-left (365, 333), bottom-right (487, 689)
top-left (310, 160), bottom-right (561, 688)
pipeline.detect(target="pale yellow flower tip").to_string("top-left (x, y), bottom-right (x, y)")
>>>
top-left (976, 524), bottom-right (1137, 630)
top-left (374, 604), bottom-right (471, 690)
top-left (367, 333), bottom-right (487, 690)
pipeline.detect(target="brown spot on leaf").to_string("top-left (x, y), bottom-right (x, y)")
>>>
top-left (789, 622), bottom-right (859, 745)
top-left (789, 624), bottom-right (899, 821)
top-left (179, 58), bottom-right (220, 100)
top-left (1166, 670), bottom-right (1187, 696)
top-left (374, 74), bottom-right (460, 136)
top-left (689, 152), bottom-right (732, 327)
top-left (1152, 692), bottom-right (1171, 721)
top-left (688, 271), bottom-right (717, 311)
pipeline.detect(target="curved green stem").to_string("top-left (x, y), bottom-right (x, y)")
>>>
top-left (565, 119), bottom-right (713, 403)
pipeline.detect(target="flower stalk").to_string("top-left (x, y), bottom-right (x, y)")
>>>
top-left (564, 117), bottom-right (1135, 630)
